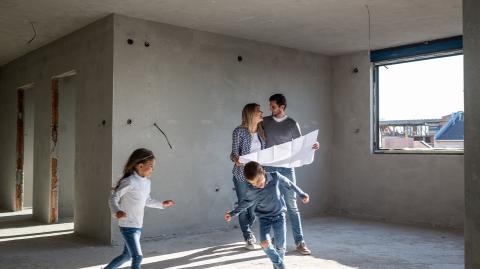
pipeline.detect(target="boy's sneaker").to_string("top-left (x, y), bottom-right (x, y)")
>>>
top-left (296, 242), bottom-right (311, 255)
top-left (245, 236), bottom-right (257, 250)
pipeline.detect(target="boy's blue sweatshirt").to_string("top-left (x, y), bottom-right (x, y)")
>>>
top-left (229, 172), bottom-right (308, 219)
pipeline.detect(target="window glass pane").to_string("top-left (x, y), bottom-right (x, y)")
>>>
top-left (377, 55), bottom-right (464, 150)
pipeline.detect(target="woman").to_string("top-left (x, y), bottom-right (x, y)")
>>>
top-left (230, 103), bottom-right (266, 250)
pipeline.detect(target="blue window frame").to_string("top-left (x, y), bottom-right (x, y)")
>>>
top-left (371, 36), bottom-right (464, 154)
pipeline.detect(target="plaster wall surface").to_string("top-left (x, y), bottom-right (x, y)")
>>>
top-left (464, 0), bottom-right (480, 267)
top-left (111, 14), bottom-right (333, 243)
top-left (57, 78), bottom-right (76, 219)
top-left (329, 52), bottom-right (465, 229)
top-left (0, 16), bottom-right (114, 242)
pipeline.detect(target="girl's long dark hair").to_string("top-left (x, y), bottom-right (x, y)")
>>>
top-left (114, 148), bottom-right (155, 191)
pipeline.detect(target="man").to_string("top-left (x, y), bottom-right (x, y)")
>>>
top-left (262, 93), bottom-right (320, 255)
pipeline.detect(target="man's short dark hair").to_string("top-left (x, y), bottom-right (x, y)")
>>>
top-left (244, 161), bottom-right (264, 180)
top-left (269, 93), bottom-right (287, 109)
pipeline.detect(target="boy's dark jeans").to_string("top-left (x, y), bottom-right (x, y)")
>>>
top-left (259, 213), bottom-right (286, 269)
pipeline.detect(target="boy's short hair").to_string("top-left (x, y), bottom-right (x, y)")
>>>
top-left (269, 93), bottom-right (287, 109)
top-left (244, 161), bottom-right (263, 180)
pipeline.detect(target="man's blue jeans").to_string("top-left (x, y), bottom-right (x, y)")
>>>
top-left (265, 166), bottom-right (304, 245)
top-left (105, 227), bottom-right (143, 269)
top-left (233, 177), bottom-right (256, 241)
top-left (259, 214), bottom-right (286, 269)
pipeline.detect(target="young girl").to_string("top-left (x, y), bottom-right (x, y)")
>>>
top-left (105, 148), bottom-right (175, 269)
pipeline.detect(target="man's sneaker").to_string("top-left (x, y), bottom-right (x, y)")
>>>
top-left (245, 237), bottom-right (257, 250)
top-left (296, 242), bottom-right (311, 255)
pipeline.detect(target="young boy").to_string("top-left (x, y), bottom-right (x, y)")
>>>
top-left (225, 161), bottom-right (310, 269)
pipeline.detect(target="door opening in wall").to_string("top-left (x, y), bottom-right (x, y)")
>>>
top-left (50, 70), bottom-right (77, 224)
top-left (9, 83), bottom-right (35, 221)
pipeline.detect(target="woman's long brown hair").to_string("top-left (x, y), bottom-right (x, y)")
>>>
top-left (113, 148), bottom-right (155, 191)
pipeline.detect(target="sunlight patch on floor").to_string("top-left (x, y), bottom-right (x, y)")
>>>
top-left (0, 207), bottom-right (32, 218)
top-left (0, 221), bottom-right (74, 242)
top-left (78, 242), bottom-right (358, 269)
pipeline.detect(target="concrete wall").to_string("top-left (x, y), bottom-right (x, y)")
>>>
top-left (329, 52), bottom-right (464, 229)
top-left (57, 78), bottom-right (76, 219)
top-left (464, 0), bottom-right (480, 267)
top-left (0, 65), bottom-right (11, 211)
top-left (0, 16), bottom-right (113, 242)
top-left (111, 14), bottom-right (332, 243)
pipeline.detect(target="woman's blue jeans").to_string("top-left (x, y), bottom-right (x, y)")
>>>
top-left (105, 227), bottom-right (143, 269)
top-left (233, 177), bottom-right (256, 241)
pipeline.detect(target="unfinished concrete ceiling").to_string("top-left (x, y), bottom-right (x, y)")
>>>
top-left (0, 0), bottom-right (462, 66)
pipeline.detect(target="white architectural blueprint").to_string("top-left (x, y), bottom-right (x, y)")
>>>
top-left (239, 130), bottom-right (318, 168)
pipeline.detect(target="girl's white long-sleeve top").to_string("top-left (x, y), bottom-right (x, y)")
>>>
top-left (109, 172), bottom-right (164, 228)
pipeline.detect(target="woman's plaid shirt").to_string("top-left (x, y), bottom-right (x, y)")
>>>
top-left (230, 126), bottom-right (266, 182)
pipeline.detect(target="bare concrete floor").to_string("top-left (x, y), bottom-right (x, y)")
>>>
top-left (0, 216), bottom-right (463, 269)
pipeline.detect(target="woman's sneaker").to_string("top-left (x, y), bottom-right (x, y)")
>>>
top-left (245, 236), bottom-right (257, 250)
top-left (296, 242), bottom-right (311, 255)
